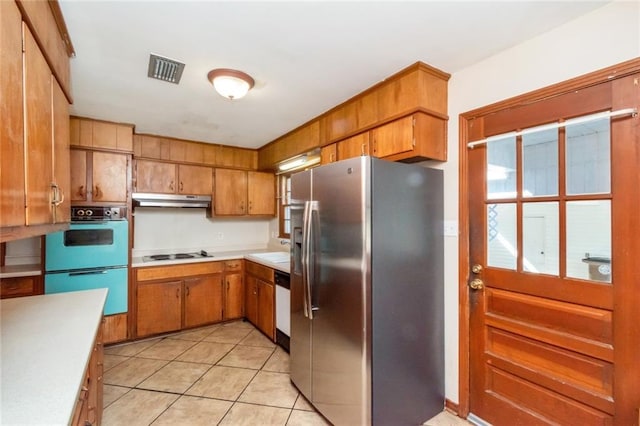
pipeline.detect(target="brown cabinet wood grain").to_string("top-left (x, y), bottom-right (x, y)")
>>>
top-left (71, 322), bottom-right (103, 426)
top-left (134, 160), bottom-right (212, 195)
top-left (135, 262), bottom-right (225, 338)
top-left (320, 143), bottom-right (337, 165)
top-left (70, 117), bottom-right (133, 153)
top-left (0, 276), bottom-right (38, 299)
top-left (244, 261), bottom-right (275, 340)
top-left (184, 275), bottom-right (223, 328)
top-left (52, 79), bottom-right (70, 223)
top-left (224, 260), bottom-right (244, 320)
top-left (102, 313), bottom-right (128, 344)
top-left (136, 279), bottom-right (183, 336)
top-left (337, 132), bottom-right (370, 160)
top-left (214, 170), bottom-right (275, 216)
top-left (70, 149), bottom-right (130, 203)
top-left (1, 0), bottom-right (25, 228)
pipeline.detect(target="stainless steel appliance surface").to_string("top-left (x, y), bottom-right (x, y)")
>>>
top-left (274, 270), bottom-right (291, 351)
top-left (290, 156), bottom-right (444, 425)
top-left (45, 206), bottom-right (128, 315)
top-left (132, 192), bottom-right (211, 208)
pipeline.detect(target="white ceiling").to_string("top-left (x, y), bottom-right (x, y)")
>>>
top-left (59, 1), bottom-right (609, 150)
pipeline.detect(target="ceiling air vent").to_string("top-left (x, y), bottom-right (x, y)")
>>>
top-left (147, 53), bottom-right (185, 84)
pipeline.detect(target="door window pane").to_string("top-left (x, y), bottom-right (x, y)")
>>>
top-left (523, 202), bottom-right (558, 275)
top-left (487, 136), bottom-right (516, 199)
top-left (522, 128), bottom-right (558, 197)
top-left (565, 115), bottom-right (610, 195)
top-left (566, 200), bottom-right (611, 283)
top-left (487, 203), bottom-right (517, 270)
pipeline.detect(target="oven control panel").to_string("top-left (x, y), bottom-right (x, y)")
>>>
top-left (71, 206), bottom-right (127, 221)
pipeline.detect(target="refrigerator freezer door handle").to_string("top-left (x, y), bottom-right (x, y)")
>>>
top-left (301, 201), bottom-right (311, 318)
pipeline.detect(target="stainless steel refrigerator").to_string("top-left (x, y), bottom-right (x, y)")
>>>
top-left (290, 156), bottom-right (444, 426)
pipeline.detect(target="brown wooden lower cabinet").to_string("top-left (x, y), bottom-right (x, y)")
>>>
top-left (223, 260), bottom-right (244, 320)
top-left (244, 261), bottom-right (275, 340)
top-left (102, 313), bottom-right (128, 344)
top-left (0, 275), bottom-right (40, 298)
top-left (71, 320), bottom-right (103, 426)
top-left (134, 261), bottom-right (236, 338)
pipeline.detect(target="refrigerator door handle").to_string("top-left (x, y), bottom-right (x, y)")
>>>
top-left (301, 201), bottom-right (311, 318)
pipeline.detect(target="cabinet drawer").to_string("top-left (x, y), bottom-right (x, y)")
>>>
top-left (1, 276), bottom-right (35, 298)
top-left (245, 261), bottom-right (274, 283)
top-left (136, 262), bottom-right (223, 281)
top-left (224, 259), bottom-right (243, 271)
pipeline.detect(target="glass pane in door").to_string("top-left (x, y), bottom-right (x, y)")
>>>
top-left (487, 136), bottom-right (516, 199)
top-left (522, 128), bottom-right (558, 197)
top-left (566, 200), bottom-right (611, 283)
top-left (522, 202), bottom-right (559, 275)
top-left (487, 203), bottom-right (517, 270)
top-left (566, 115), bottom-right (610, 195)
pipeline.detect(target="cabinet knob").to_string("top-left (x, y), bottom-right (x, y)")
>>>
top-left (78, 185), bottom-right (85, 198)
top-left (94, 185), bottom-right (101, 199)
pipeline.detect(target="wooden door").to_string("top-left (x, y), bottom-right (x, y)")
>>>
top-left (52, 80), bottom-right (70, 223)
top-left (184, 275), bottom-right (223, 328)
top-left (257, 279), bottom-right (274, 339)
top-left (214, 169), bottom-right (247, 215)
top-left (23, 25), bottom-right (53, 225)
top-left (247, 171), bottom-right (275, 215)
top-left (464, 72), bottom-right (640, 425)
top-left (371, 115), bottom-right (414, 158)
top-left (136, 280), bottom-right (182, 337)
top-left (244, 274), bottom-right (258, 325)
top-left (178, 164), bottom-right (212, 195)
top-left (0, 0), bottom-right (25, 227)
top-left (224, 272), bottom-right (244, 320)
top-left (135, 159), bottom-right (176, 193)
top-left (337, 132), bottom-right (370, 160)
top-left (321, 144), bottom-right (337, 165)
top-left (70, 149), bottom-right (88, 201)
top-left (92, 152), bottom-right (128, 202)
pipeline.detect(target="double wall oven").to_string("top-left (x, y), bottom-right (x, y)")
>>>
top-left (45, 207), bottom-right (128, 315)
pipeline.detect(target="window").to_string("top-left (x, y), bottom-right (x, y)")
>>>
top-left (279, 175), bottom-right (292, 238)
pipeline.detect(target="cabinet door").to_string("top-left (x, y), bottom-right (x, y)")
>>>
top-left (0, 276), bottom-right (36, 299)
top-left (337, 133), bottom-right (370, 160)
top-left (257, 279), bottom-right (275, 339)
top-left (247, 172), bottom-right (275, 216)
top-left (70, 149), bottom-right (88, 201)
top-left (371, 115), bottom-right (415, 158)
top-left (52, 80), bottom-right (70, 223)
top-left (224, 272), bottom-right (244, 320)
top-left (179, 164), bottom-right (213, 195)
top-left (135, 159), bottom-right (176, 193)
top-left (320, 144), bottom-right (337, 165)
top-left (244, 275), bottom-right (258, 326)
top-left (92, 152), bottom-right (128, 202)
top-left (136, 280), bottom-right (182, 337)
top-left (214, 169), bottom-right (247, 215)
top-left (23, 25), bottom-right (53, 225)
top-left (184, 275), bottom-right (223, 328)
top-left (0, 0), bottom-right (25, 227)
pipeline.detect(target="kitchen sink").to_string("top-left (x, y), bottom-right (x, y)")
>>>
top-left (249, 252), bottom-right (290, 263)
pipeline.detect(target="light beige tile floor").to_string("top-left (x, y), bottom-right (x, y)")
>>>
top-left (102, 320), bottom-right (471, 426)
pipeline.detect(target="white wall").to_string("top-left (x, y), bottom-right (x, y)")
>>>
top-left (432, 0), bottom-right (639, 405)
top-left (132, 208), bottom-right (271, 253)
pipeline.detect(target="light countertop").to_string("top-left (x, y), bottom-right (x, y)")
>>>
top-left (1, 289), bottom-right (107, 425)
top-left (132, 249), bottom-right (290, 273)
top-left (0, 263), bottom-right (41, 279)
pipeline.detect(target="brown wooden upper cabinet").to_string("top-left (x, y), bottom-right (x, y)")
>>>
top-left (134, 160), bottom-right (213, 195)
top-left (371, 113), bottom-right (447, 161)
top-left (134, 134), bottom-right (257, 170)
top-left (320, 144), bottom-right (337, 165)
top-left (70, 118), bottom-right (133, 153)
top-left (214, 170), bottom-right (275, 216)
top-left (337, 133), bottom-right (370, 160)
top-left (71, 149), bottom-right (130, 203)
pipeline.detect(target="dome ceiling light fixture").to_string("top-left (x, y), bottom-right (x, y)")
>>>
top-left (207, 68), bottom-right (255, 100)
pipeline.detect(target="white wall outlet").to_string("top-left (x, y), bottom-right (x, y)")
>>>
top-left (217, 232), bottom-right (224, 240)
top-left (443, 220), bottom-right (458, 237)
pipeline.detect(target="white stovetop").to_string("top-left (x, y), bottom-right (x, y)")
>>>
top-left (1, 289), bottom-right (107, 425)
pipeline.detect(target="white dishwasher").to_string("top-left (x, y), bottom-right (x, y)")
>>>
top-left (274, 270), bottom-right (290, 351)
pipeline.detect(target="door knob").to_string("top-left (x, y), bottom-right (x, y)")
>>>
top-left (471, 264), bottom-right (483, 274)
top-left (469, 278), bottom-right (484, 290)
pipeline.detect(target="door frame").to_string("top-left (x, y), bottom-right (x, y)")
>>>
top-left (457, 57), bottom-right (640, 419)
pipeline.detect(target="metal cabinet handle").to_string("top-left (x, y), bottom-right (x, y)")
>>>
top-left (180, 181), bottom-right (184, 192)
top-left (94, 185), bottom-right (101, 199)
top-left (78, 185), bottom-right (85, 198)
top-left (170, 181), bottom-right (174, 191)
top-left (185, 286), bottom-right (190, 296)
top-left (176, 288), bottom-right (180, 298)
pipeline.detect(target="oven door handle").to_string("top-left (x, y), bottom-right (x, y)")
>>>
top-left (69, 270), bottom-right (108, 276)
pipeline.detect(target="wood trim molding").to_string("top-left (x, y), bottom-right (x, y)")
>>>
top-left (48, 0), bottom-right (75, 57)
top-left (445, 398), bottom-right (460, 415)
top-left (456, 57), bottom-right (640, 420)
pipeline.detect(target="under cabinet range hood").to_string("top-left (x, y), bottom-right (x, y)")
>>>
top-left (132, 193), bottom-right (211, 208)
